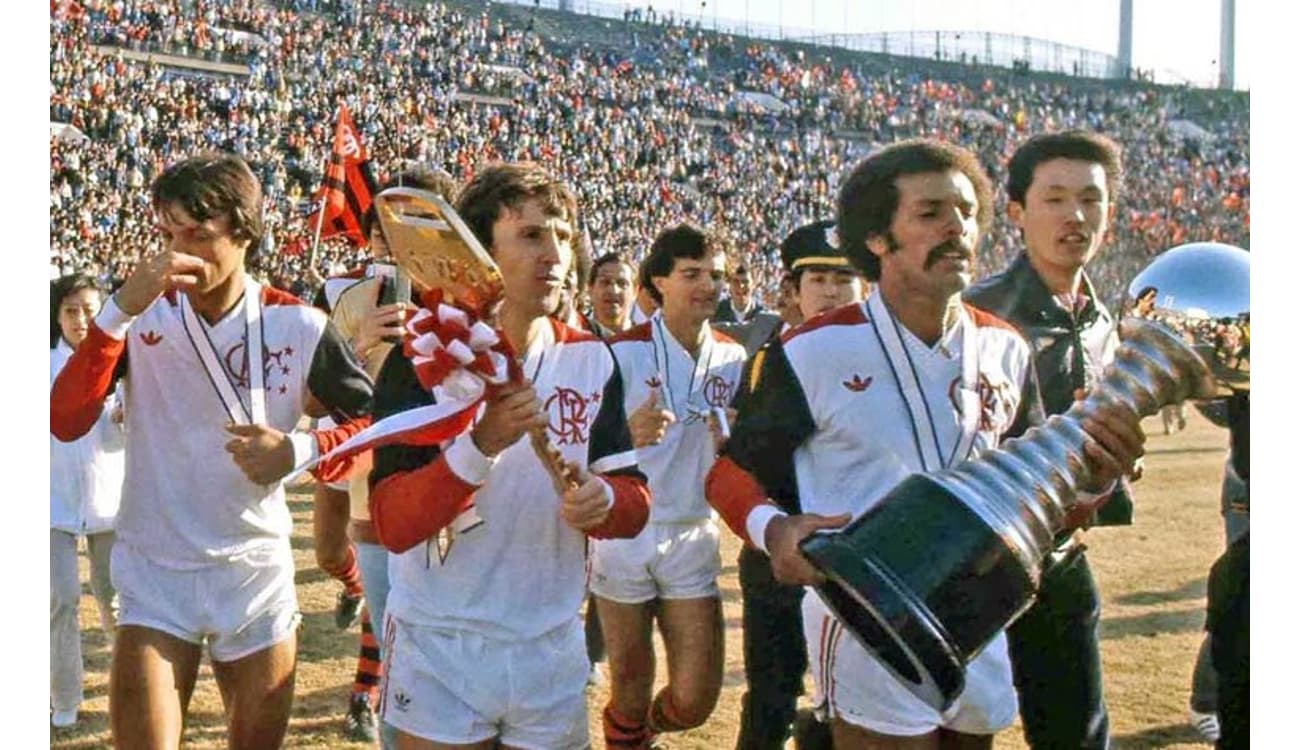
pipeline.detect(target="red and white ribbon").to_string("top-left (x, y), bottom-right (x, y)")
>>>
top-left (305, 290), bottom-right (515, 471)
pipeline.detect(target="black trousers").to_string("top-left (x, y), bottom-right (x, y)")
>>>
top-left (1210, 534), bottom-right (1249, 750)
top-left (736, 545), bottom-right (820, 750)
top-left (1006, 551), bottom-right (1110, 750)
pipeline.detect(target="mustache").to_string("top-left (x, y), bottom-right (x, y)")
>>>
top-left (923, 239), bottom-right (974, 270)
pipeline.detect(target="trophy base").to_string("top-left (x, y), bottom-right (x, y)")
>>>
top-left (800, 474), bottom-right (1036, 711)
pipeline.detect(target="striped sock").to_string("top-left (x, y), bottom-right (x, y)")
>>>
top-left (603, 704), bottom-right (651, 749)
top-left (322, 543), bottom-right (364, 596)
top-left (350, 607), bottom-right (383, 701)
top-left (647, 688), bottom-right (691, 733)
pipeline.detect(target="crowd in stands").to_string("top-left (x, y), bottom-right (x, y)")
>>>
top-left (50, 0), bottom-right (1249, 310)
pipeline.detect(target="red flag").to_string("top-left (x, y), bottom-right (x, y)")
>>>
top-left (309, 105), bottom-right (378, 246)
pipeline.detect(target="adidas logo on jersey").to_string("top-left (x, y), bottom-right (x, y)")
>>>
top-left (842, 374), bottom-right (873, 392)
top-left (140, 330), bottom-right (164, 346)
top-left (393, 690), bottom-right (411, 712)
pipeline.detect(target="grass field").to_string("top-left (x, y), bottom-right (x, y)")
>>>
top-left (52, 411), bottom-right (1234, 749)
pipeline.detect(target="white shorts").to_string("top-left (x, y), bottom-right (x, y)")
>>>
top-left (803, 591), bottom-right (1017, 737)
top-left (380, 616), bottom-right (589, 750)
top-left (111, 542), bottom-right (299, 662)
top-left (589, 519), bottom-right (721, 603)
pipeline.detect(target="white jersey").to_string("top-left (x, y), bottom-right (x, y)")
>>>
top-left (608, 314), bottom-right (747, 523)
top-left (376, 318), bottom-right (643, 640)
top-left (727, 294), bottom-right (1041, 525)
top-left (53, 283), bottom-right (373, 569)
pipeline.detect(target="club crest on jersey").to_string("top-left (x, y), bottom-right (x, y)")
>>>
top-left (949, 374), bottom-right (1017, 433)
top-left (843, 374), bottom-right (873, 392)
top-left (546, 386), bottom-right (595, 445)
top-left (702, 374), bottom-right (733, 408)
top-left (224, 341), bottom-right (295, 395)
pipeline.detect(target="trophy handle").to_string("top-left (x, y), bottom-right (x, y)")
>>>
top-left (530, 427), bottom-right (582, 496)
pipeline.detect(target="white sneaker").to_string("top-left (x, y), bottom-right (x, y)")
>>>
top-left (1189, 709), bottom-right (1220, 743)
top-left (51, 708), bottom-right (78, 728)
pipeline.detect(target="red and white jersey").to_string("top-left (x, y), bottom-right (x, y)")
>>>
top-left (716, 294), bottom-right (1043, 539)
top-left (372, 318), bottom-right (648, 640)
top-left (609, 314), bottom-right (747, 523)
top-left (50, 283), bottom-right (373, 569)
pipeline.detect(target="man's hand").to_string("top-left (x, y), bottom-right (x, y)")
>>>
top-left (560, 463), bottom-right (611, 532)
top-left (353, 293), bottom-right (410, 364)
top-left (115, 249), bottom-right (207, 315)
top-left (765, 512), bottom-right (853, 586)
top-left (471, 382), bottom-right (546, 457)
top-left (628, 388), bottom-right (676, 448)
top-left (1078, 400), bottom-right (1146, 493)
top-left (225, 423), bottom-right (295, 485)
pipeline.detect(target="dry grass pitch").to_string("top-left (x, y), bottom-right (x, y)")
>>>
top-left (53, 411), bottom-right (1234, 749)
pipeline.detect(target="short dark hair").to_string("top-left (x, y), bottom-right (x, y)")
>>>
top-left (151, 153), bottom-right (263, 251)
top-left (51, 273), bottom-right (104, 349)
top-left (642, 223), bottom-right (729, 305)
top-left (1007, 130), bottom-right (1123, 206)
top-left (454, 163), bottom-right (578, 253)
top-left (363, 166), bottom-right (460, 239)
top-left (589, 252), bottom-right (632, 286)
top-left (837, 139), bottom-right (993, 282)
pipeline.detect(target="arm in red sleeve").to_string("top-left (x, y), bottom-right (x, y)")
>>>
top-left (368, 454), bottom-right (479, 553)
top-left (706, 455), bottom-right (776, 548)
top-left (586, 472), bottom-right (650, 540)
top-left (308, 415), bottom-right (372, 483)
top-left (51, 324), bottom-right (124, 442)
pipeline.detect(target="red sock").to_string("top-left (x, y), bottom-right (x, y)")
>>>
top-left (322, 544), bottom-right (364, 596)
top-left (648, 688), bottom-right (691, 733)
top-left (350, 607), bottom-right (383, 701)
top-left (603, 704), bottom-right (652, 749)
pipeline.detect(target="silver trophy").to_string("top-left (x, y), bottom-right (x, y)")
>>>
top-left (799, 241), bottom-right (1249, 711)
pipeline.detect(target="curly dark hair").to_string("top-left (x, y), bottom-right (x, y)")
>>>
top-left (641, 223), bottom-right (731, 305)
top-left (837, 139), bottom-right (993, 282)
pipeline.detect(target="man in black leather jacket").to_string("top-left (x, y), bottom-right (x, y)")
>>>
top-left (965, 130), bottom-right (1137, 750)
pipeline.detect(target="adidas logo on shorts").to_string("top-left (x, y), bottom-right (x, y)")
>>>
top-left (393, 690), bottom-right (411, 712)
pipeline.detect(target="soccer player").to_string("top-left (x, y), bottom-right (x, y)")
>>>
top-left (367, 162), bottom-right (650, 750)
top-left (706, 139), bottom-right (1145, 750)
top-left (964, 130), bottom-right (1138, 750)
top-left (51, 153), bottom-right (373, 749)
top-left (311, 166), bottom-right (460, 744)
top-left (595, 224), bottom-right (749, 748)
top-left (733, 219), bottom-right (864, 750)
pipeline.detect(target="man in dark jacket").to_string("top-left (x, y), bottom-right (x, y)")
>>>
top-left (965, 130), bottom-right (1137, 750)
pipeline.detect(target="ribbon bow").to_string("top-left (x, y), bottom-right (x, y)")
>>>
top-left (403, 289), bottom-right (513, 404)
top-left (302, 289), bottom-right (517, 471)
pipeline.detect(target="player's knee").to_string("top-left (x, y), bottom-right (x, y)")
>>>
top-left (668, 681), bottom-right (721, 728)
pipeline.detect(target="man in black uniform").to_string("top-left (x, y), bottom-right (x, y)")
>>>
top-left (965, 130), bottom-right (1136, 749)
top-left (733, 220), bottom-right (863, 750)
